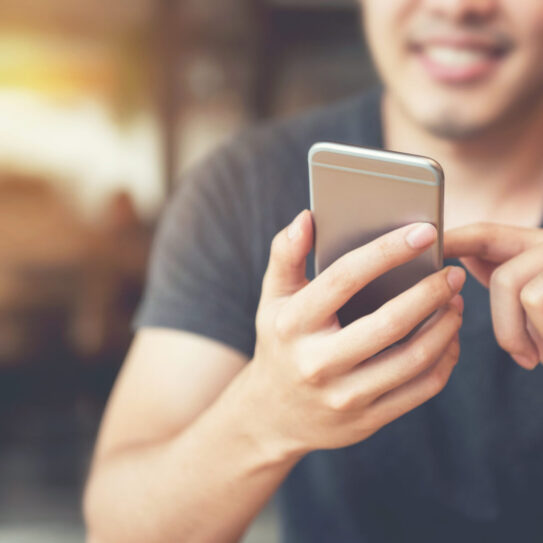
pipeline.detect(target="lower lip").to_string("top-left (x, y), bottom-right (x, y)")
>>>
top-left (415, 49), bottom-right (502, 84)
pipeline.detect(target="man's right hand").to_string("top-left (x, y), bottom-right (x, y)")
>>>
top-left (83, 209), bottom-right (465, 543)
top-left (243, 209), bottom-right (465, 459)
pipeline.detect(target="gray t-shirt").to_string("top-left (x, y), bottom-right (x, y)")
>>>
top-left (135, 89), bottom-right (543, 542)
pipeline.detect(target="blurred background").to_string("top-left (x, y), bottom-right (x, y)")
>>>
top-left (0, 0), bottom-right (378, 541)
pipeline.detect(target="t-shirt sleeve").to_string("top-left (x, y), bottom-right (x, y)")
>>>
top-left (134, 148), bottom-right (259, 359)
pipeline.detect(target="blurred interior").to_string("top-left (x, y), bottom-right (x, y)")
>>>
top-left (0, 0), bottom-right (377, 540)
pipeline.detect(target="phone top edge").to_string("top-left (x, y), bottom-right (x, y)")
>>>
top-left (309, 141), bottom-right (444, 186)
top-left (311, 161), bottom-right (438, 187)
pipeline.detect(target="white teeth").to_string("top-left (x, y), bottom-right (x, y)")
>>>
top-left (424, 46), bottom-right (490, 67)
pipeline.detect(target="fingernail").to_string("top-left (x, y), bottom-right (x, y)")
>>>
top-left (512, 353), bottom-right (539, 370)
top-left (405, 223), bottom-right (437, 249)
top-left (288, 211), bottom-right (305, 240)
top-left (447, 267), bottom-right (466, 292)
top-left (450, 294), bottom-right (464, 314)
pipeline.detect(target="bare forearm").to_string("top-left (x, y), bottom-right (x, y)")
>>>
top-left (84, 368), bottom-right (299, 543)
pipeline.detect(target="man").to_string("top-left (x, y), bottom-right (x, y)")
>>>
top-left (84, 1), bottom-right (543, 541)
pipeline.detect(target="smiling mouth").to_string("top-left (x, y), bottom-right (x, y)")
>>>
top-left (409, 39), bottom-right (512, 83)
top-left (423, 45), bottom-right (501, 66)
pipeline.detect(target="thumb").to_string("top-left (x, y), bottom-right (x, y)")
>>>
top-left (261, 209), bottom-right (314, 300)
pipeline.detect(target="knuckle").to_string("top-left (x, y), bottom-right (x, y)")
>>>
top-left (417, 273), bottom-right (449, 310)
top-left (431, 270), bottom-right (454, 301)
top-left (273, 309), bottom-right (296, 340)
top-left (440, 269), bottom-right (455, 296)
top-left (427, 368), bottom-right (449, 397)
top-left (490, 266), bottom-right (516, 291)
top-left (470, 223), bottom-right (493, 258)
top-left (296, 357), bottom-right (326, 386)
top-left (426, 353), bottom-right (456, 397)
top-left (354, 413), bottom-right (376, 435)
top-left (449, 339), bottom-right (461, 360)
top-left (408, 342), bottom-right (431, 371)
top-left (325, 390), bottom-right (354, 412)
top-left (520, 283), bottom-right (543, 310)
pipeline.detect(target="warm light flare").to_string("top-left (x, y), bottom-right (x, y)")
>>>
top-left (0, 32), bottom-right (120, 98)
top-left (0, 90), bottom-right (163, 218)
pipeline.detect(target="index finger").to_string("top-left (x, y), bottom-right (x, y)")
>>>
top-left (284, 222), bottom-right (437, 332)
top-left (444, 222), bottom-right (543, 262)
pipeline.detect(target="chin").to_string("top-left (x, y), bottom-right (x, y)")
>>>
top-left (416, 106), bottom-right (492, 140)
top-left (401, 89), bottom-right (515, 141)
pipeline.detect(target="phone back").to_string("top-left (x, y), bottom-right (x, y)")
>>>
top-left (309, 142), bottom-right (444, 327)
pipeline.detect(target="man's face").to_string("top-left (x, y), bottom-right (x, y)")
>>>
top-left (361, 0), bottom-right (543, 140)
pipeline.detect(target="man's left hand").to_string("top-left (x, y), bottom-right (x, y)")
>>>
top-left (445, 223), bottom-right (543, 370)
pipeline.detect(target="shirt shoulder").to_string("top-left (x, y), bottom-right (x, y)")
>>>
top-left (206, 88), bottom-right (384, 243)
top-left (227, 88), bottom-right (383, 186)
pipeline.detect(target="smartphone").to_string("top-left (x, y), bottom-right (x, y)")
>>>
top-left (309, 142), bottom-right (444, 327)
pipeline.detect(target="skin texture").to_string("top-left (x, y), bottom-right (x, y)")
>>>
top-left (85, 1), bottom-right (543, 542)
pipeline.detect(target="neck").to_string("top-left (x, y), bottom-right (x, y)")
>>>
top-left (382, 92), bottom-right (543, 228)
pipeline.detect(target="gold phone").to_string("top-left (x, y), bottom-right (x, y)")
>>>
top-left (309, 142), bottom-right (444, 327)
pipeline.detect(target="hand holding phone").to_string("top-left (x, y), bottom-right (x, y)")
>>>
top-left (245, 212), bottom-right (465, 458)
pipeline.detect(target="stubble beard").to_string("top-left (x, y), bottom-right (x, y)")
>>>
top-left (395, 78), bottom-right (543, 143)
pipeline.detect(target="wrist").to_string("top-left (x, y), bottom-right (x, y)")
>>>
top-left (221, 362), bottom-right (307, 472)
